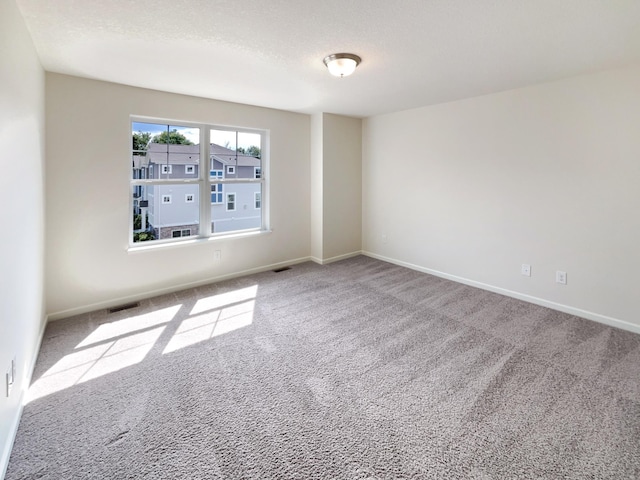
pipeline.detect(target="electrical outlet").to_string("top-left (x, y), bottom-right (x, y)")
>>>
top-left (521, 264), bottom-right (531, 277)
top-left (5, 357), bottom-right (16, 397)
top-left (556, 271), bottom-right (567, 285)
top-left (381, 234), bottom-right (388, 244)
top-left (214, 250), bottom-right (221, 261)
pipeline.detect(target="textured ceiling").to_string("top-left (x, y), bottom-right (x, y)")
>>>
top-left (15, 0), bottom-right (640, 117)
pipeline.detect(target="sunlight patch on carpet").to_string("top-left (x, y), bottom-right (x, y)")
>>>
top-left (27, 305), bottom-right (182, 403)
top-left (164, 286), bottom-right (257, 354)
top-left (76, 305), bottom-right (182, 348)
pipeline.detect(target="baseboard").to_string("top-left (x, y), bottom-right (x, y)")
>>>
top-left (362, 251), bottom-right (640, 335)
top-left (0, 315), bottom-right (47, 480)
top-left (47, 256), bottom-right (313, 322)
top-left (310, 250), bottom-right (362, 265)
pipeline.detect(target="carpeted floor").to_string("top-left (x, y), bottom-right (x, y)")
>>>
top-left (6, 256), bottom-right (640, 479)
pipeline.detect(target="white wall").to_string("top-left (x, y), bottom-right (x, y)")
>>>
top-left (46, 73), bottom-right (310, 317)
top-left (0, 0), bottom-right (46, 476)
top-left (363, 67), bottom-right (640, 330)
top-left (310, 113), bottom-right (323, 260)
top-left (322, 114), bottom-right (362, 260)
top-left (310, 113), bottom-right (362, 263)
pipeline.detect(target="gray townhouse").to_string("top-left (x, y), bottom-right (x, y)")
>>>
top-left (133, 142), bottom-right (262, 240)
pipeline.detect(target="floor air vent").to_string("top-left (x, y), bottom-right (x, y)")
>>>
top-left (272, 266), bottom-right (292, 273)
top-left (108, 302), bottom-right (139, 313)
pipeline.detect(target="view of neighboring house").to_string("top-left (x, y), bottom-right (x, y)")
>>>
top-left (132, 142), bottom-right (262, 241)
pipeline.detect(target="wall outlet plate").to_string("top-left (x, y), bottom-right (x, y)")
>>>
top-left (556, 270), bottom-right (567, 285)
top-left (6, 357), bottom-right (16, 397)
top-left (6, 372), bottom-right (12, 397)
top-left (521, 264), bottom-right (531, 277)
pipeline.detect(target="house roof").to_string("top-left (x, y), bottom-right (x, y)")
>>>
top-left (141, 143), bottom-right (260, 167)
top-left (146, 143), bottom-right (199, 165)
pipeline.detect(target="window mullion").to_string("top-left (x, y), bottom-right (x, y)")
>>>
top-left (200, 127), bottom-right (212, 237)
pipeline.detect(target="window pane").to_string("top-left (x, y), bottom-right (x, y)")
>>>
top-left (210, 129), bottom-right (261, 181)
top-left (211, 183), bottom-right (261, 234)
top-left (132, 122), bottom-right (200, 180)
top-left (132, 184), bottom-right (200, 243)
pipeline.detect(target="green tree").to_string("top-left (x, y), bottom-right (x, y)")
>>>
top-left (132, 131), bottom-right (151, 152)
top-left (134, 231), bottom-right (156, 242)
top-left (246, 145), bottom-right (261, 158)
top-left (152, 129), bottom-right (194, 145)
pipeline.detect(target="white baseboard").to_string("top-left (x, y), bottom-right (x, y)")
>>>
top-left (1, 315), bottom-right (47, 480)
top-left (47, 256), bottom-right (313, 322)
top-left (310, 250), bottom-right (362, 265)
top-left (362, 251), bottom-right (640, 335)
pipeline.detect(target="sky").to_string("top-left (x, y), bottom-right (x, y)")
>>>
top-left (132, 122), bottom-right (261, 149)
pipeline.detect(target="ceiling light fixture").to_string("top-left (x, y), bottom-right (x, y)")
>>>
top-left (323, 53), bottom-right (361, 78)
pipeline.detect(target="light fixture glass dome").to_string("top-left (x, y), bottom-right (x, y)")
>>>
top-left (323, 53), bottom-right (361, 77)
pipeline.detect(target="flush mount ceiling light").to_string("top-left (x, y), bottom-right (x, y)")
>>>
top-left (323, 53), bottom-right (361, 78)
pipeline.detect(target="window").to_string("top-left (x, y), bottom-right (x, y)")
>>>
top-left (210, 170), bottom-right (223, 204)
top-left (172, 229), bottom-right (191, 238)
top-left (226, 193), bottom-right (236, 211)
top-left (211, 184), bottom-right (223, 204)
top-left (131, 120), bottom-right (266, 244)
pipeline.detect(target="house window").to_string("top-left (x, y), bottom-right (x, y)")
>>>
top-left (211, 184), bottom-right (223, 204)
top-left (131, 120), bottom-right (265, 245)
top-left (226, 193), bottom-right (236, 211)
top-left (172, 229), bottom-right (192, 238)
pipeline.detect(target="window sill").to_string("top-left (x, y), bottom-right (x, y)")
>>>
top-left (127, 229), bottom-right (272, 253)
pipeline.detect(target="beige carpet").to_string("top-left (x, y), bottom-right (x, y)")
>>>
top-left (6, 256), bottom-right (640, 479)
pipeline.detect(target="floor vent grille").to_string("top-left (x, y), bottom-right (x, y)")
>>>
top-left (108, 302), bottom-right (140, 313)
top-left (272, 266), bottom-right (292, 273)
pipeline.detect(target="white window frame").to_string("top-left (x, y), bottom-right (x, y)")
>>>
top-left (161, 165), bottom-right (172, 175)
top-left (254, 167), bottom-right (261, 179)
top-left (161, 194), bottom-right (172, 204)
top-left (226, 192), bottom-right (236, 211)
top-left (255, 191), bottom-right (261, 209)
top-left (185, 165), bottom-right (195, 175)
top-left (130, 117), bottom-right (267, 248)
top-left (185, 193), bottom-right (195, 203)
top-left (227, 165), bottom-right (236, 175)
